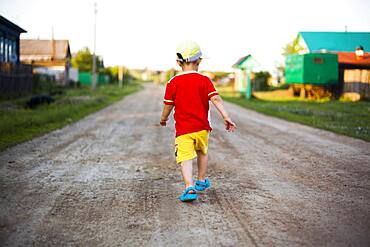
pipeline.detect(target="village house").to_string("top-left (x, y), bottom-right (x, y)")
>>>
top-left (0, 15), bottom-right (32, 94)
top-left (20, 39), bottom-right (73, 85)
top-left (295, 32), bottom-right (370, 98)
top-left (0, 15), bottom-right (26, 64)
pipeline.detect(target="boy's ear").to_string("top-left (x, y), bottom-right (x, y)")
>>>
top-left (176, 60), bottom-right (183, 67)
top-left (196, 58), bottom-right (202, 65)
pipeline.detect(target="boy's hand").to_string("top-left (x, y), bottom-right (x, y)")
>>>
top-left (160, 104), bottom-right (174, 127)
top-left (224, 117), bottom-right (236, 132)
top-left (160, 117), bottom-right (168, 126)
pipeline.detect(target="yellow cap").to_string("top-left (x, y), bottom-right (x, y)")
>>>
top-left (176, 40), bottom-right (202, 62)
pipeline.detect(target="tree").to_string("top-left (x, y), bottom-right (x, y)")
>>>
top-left (282, 34), bottom-right (305, 56)
top-left (104, 66), bottom-right (133, 84)
top-left (105, 66), bottom-right (119, 83)
top-left (165, 68), bottom-right (176, 82)
top-left (71, 47), bottom-right (104, 72)
top-left (253, 71), bottom-right (271, 91)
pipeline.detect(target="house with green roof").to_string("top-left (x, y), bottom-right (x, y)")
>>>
top-left (292, 32), bottom-right (370, 98)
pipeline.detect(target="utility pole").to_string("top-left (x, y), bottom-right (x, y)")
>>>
top-left (92, 2), bottom-right (97, 90)
top-left (51, 27), bottom-right (55, 61)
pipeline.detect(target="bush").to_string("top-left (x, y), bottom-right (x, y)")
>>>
top-left (32, 74), bottom-right (58, 94)
top-left (253, 71), bottom-right (271, 91)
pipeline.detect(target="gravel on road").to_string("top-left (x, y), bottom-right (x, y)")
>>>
top-left (1, 83), bottom-right (369, 246)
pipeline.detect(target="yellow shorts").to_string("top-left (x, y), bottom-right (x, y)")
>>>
top-left (175, 130), bottom-right (209, 164)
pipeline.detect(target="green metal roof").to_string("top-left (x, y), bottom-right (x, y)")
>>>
top-left (299, 32), bottom-right (370, 52)
top-left (232, 55), bottom-right (258, 69)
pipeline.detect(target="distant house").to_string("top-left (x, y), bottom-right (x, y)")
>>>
top-left (0, 16), bottom-right (32, 95)
top-left (20, 39), bottom-right (72, 85)
top-left (295, 32), bottom-right (370, 98)
top-left (232, 55), bottom-right (259, 98)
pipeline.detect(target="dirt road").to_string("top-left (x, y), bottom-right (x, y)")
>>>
top-left (1, 83), bottom-right (369, 246)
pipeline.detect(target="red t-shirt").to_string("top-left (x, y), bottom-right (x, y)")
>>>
top-left (164, 71), bottom-right (219, 137)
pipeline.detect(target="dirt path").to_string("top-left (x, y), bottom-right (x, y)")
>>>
top-left (1, 83), bottom-right (369, 246)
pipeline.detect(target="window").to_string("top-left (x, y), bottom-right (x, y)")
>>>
top-left (0, 36), bottom-right (3, 62)
top-left (7, 37), bottom-right (17, 63)
top-left (13, 40), bottom-right (17, 62)
top-left (4, 39), bottom-right (8, 62)
top-left (314, 57), bottom-right (324, 64)
top-left (8, 41), bottom-right (12, 58)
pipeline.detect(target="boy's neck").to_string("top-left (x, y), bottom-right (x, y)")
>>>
top-left (181, 63), bottom-right (199, 72)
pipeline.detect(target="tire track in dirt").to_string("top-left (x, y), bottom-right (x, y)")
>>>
top-left (207, 188), bottom-right (258, 246)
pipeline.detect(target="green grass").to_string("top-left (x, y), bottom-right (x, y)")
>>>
top-left (219, 87), bottom-right (370, 142)
top-left (0, 83), bottom-right (142, 151)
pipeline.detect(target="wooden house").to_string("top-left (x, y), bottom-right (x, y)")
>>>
top-left (0, 15), bottom-right (26, 63)
top-left (20, 39), bottom-right (72, 85)
top-left (0, 15), bottom-right (32, 95)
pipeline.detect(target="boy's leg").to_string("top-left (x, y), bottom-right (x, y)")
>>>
top-left (196, 150), bottom-right (208, 181)
top-left (180, 159), bottom-right (195, 191)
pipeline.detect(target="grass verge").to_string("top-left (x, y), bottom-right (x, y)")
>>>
top-left (0, 83), bottom-right (142, 151)
top-left (220, 87), bottom-right (370, 142)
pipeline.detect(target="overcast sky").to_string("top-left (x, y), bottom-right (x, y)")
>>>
top-left (1, 0), bottom-right (369, 72)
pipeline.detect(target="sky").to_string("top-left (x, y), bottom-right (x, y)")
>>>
top-left (1, 0), bottom-right (369, 72)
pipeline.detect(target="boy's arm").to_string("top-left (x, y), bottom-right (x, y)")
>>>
top-left (210, 95), bottom-right (236, 132)
top-left (160, 104), bottom-right (174, 126)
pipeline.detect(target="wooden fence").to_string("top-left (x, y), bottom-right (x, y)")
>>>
top-left (0, 62), bottom-right (33, 95)
top-left (343, 69), bottom-right (370, 99)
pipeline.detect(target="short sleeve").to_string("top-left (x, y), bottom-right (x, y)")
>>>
top-left (164, 80), bottom-right (175, 105)
top-left (206, 78), bottom-right (218, 99)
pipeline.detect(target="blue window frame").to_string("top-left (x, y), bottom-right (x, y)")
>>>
top-left (4, 39), bottom-right (8, 62)
top-left (0, 34), bottom-right (3, 62)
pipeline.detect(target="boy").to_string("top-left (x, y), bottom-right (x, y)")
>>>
top-left (160, 41), bottom-right (236, 202)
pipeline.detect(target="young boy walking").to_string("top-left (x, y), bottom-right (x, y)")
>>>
top-left (160, 41), bottom-right (236, 202)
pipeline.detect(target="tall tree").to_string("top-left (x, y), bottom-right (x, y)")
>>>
top-left (71, 47), bottom-right (103, 72)
top-left (282, 34), bottom-right (305, 56)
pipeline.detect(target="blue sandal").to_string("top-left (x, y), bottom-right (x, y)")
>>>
top-left (179, 186), bottom-right (198, 202)
top-left (195, 178), bottom-right (211, 191)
